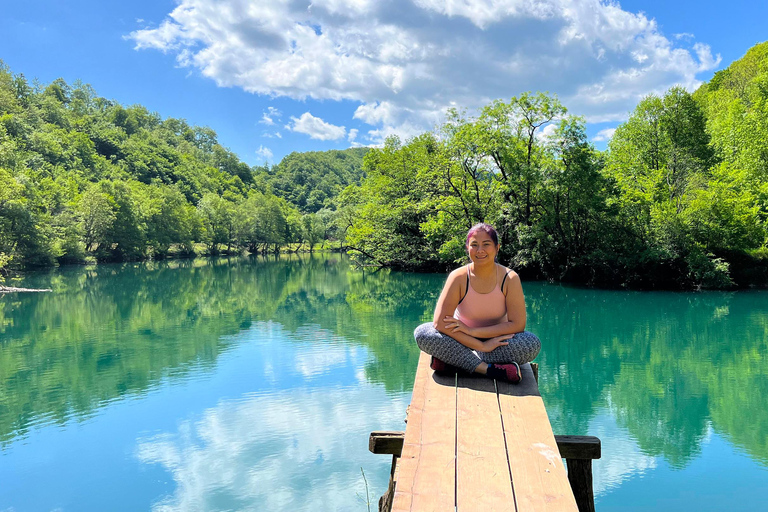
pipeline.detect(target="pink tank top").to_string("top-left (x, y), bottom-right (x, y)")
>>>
top-left (455, 266), bottom-right (508, 328)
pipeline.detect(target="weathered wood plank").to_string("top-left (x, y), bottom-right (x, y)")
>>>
top-left (392, 352), bottom-right (457, 512)
top-left (497, 364), bottom-right (579, 512)
top-left (554, 436), bottom-right (601, 460)
top-left (456, 374), bottom-right (516, 511)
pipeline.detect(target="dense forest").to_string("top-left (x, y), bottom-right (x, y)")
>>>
top-left (2, 42), bottom-right (768, 289)
top-left (342, 42), bottom-right (768, 289)
top-left (0, 61), bottom-right (367, 276)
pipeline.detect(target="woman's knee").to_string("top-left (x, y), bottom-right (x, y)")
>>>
top-left (413, 322), bottom-right (439, 351)
top-left (517, 331), bottom-right (542, 360)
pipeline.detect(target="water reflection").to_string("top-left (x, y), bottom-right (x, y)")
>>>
top-left (137, 384), bottom-right (406, 512)
top-left (0, 255), bottom-right (431, 447)
top-left (587, 411), bottom-right (658, 495)
top-left (1, 256), bottom-right (768, 510)
top-left (528, 286), bottom-right (768, 469)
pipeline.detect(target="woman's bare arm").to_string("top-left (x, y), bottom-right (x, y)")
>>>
top-left (432, 269), bottom-right (492, 352)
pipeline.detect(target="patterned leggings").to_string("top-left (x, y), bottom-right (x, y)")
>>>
top-left (413, 322), bottom-right (541, 373)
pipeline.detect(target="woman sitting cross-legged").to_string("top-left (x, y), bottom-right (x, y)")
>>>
top-left (414, 223), bottom-right (541, 384)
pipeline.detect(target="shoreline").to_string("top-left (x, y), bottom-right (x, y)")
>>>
top-left (5, 252), bottom-right (768, 292)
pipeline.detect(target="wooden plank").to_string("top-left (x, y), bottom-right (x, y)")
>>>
top-left (497, 364), bottom-right (579, 512)
top-left (392, 352), bottom-right (457, 512)
top-left (456, 374), bottom-right (516, 511)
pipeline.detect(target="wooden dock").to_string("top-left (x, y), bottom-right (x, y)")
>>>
top-left (374, 352), bottom-right (590, 512)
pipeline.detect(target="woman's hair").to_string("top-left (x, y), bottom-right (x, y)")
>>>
top-left (466, 222), bottom-right (499, 247)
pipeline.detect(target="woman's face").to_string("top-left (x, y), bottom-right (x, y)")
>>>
top-left (467, 230), bottom-right (498, 265)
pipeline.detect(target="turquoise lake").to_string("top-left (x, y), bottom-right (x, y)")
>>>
top-left (1, 254), bottom-right (767, 510)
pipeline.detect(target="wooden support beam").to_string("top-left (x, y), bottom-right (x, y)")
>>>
top-left (554, 435), bottom-right (601, 460)
top-left (370, 432), bottom-right (602, 461)
top-left (370, 431), bottom-right (405, 455)
top-left (564, 459), bottom-right (595, 512)
top-left (379, 454), bottom-right (399, 512)
top-left (554, 436), bottom-right (600, 512)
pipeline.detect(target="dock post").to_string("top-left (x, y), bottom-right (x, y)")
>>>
top-left (565, 459), bottom-right (595, 512)
top-left (555, 435), bottom-right (601, 512)
top-left (369, 431), bottom-right (405, 512)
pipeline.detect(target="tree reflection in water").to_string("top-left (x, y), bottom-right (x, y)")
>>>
top-left (2, 255), bottom-right (767, 473)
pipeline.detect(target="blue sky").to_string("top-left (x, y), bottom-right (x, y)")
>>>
top-left (1, 0), bottom-right (766, 166)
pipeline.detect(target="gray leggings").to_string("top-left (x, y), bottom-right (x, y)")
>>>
top-left (413, 322), bottom-right (541, 373)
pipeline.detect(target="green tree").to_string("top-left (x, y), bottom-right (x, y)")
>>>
top-left (77, 182), bottom-right (116, 251)
top-left (138, 183), bottom-right (198, 256)
top-left (302, 213), bottom-right (325, 252)
top-left (605, 87), bottom-right (748, 288)
top-left (264, 148), bottom-right (369, 213)
top-left (198, 193), bottom-right (232, 254)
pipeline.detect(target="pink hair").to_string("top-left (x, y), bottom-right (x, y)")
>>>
top-left (466, 223), bottom-right (499, 247)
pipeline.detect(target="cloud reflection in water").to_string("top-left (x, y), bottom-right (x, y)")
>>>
top-left (137, 382), bottom-right (407, 511)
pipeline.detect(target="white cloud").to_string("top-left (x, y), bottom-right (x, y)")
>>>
top-left (354, 101), bottom-right (398, 127)
top-left (536, 123), bottom-right (559, 141)
top-left (256, 145), bottom-right (273, 161)
top-left (592, 127), bottom-right (616, 141)
top-left (259, 106), bottom-right (281, 126)
top-left (288, 112), bottom-right (346, 141)
top-left (347, 128), bottom-right (358, 143)
top-left (128, 0), bottom-right (721, 137)
top-left (694, 42), bottom-right (719, 72)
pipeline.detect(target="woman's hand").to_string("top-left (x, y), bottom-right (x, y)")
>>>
top-left (443, 316), bottom-right (473, 336)
top-left (481, 333), bottom-right (515, 352)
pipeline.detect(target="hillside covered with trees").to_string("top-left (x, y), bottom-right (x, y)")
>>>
top-left (260, 148), bottom-right (368, 213)
top-left (341, 42), bottom-right (768, 289)
top-left (0, 63), bottom-right (367, 275)
top-left (2, 42), bottom-right (767, 289)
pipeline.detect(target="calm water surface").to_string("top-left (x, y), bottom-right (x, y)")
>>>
top-left (1, 255), bottom-right (767, 511)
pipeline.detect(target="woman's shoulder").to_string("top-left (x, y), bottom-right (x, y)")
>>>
top-left (446, 265), bottom-right (469, 286)
top-left (496, 263), bottom-right (518, 277)
top-left (448, 264), bottom-right (470, 278)
top-left (497, 264), bottom-right (520, 289)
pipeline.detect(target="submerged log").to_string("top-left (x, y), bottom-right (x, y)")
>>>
top-left (0, 286), bottom-right (52, 293)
